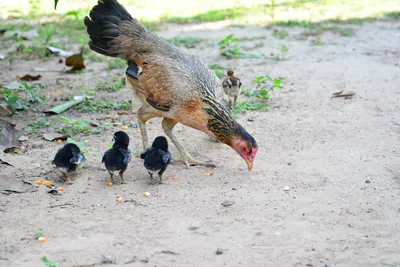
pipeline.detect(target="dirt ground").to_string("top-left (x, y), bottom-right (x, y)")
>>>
top-left (1, 20), bottom-right (400, 267)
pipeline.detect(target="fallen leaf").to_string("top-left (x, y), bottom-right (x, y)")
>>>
top-left (0, 119), bottom-right (22, 152)
top-left (0, 152), bottom-right (40, 169)
top-left (0, 174), bottom-right (37, 194)
top-left (221, 200), bottom-right (235, 207)
top-left (42, 133), bottom-right (70, 142)
top-left (66, 53), bottom-right (85, 71)
top-left (46, 46), bottom-right (73, 57)
top-left (19, 74), bottom-right (42, 81)
top-left (44, 97), bottom-right (86, 115)
top-left (331, 90), bottom-right (356, 98)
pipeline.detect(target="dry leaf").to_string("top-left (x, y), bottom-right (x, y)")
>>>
top-left (19, 74), bottom-right (42, 81)
top-left (42, 133), bottom-right (70, 142)
top-left (0, 119), bottom-right (22, 152)
top-left (66, 53), bottom-right (85, 71)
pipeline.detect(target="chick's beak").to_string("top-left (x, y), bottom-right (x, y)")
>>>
top-left (245, 160), bottom-right (253, 171)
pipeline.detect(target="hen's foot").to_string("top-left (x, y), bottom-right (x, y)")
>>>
top-left (181, 152), bottom-right (216, 168)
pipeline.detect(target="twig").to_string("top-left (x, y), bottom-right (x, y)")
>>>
top-left (49, 203), bottom-right (76, 208)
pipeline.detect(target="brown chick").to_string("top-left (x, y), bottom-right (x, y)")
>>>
top-left (84, 0), bottom-right (258, 170)
top-left (222, 70), bottom-right (242, 108)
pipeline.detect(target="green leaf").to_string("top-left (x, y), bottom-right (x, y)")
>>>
top-left (34, 232), bottom-right (43, 237)
top-left (54, 0), bottom-right (59, 10)
top-left (6, 95), bottom-right (20, 104)
top-left (42, 256), bottom-right (59, 267)
top-left (44, 97), bottom-right (85, 115)
top-left (66, 137), bottom-right (86, 150)
top-left (273, 79), bottom-right (283, 88)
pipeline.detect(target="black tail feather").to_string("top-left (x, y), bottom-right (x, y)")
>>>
top-left (84, 0), bottom-right (132, 57)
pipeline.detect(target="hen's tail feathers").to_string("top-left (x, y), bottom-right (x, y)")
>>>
top-left (84, 0), bottom-right (149, 60)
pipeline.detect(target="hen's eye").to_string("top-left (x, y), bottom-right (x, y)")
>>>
top-left (242, 147), bottom-right (246, 151)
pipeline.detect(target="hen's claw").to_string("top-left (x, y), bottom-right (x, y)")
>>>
top-left (182, 152), bottom-right (216, 168)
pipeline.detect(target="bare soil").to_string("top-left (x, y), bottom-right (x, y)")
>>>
top-left (1, 21), bottom-right (400, 267)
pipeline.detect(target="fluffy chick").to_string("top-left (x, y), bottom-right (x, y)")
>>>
top-left (222, 70), bottom-right (242, 108)
top-left (52, 143), bottom-right (85, 184)
top-left (140, 136), bottom-right (171, 184)
top-left (102, 131), bottom-right (131, 184)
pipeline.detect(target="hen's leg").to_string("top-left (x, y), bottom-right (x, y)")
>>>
top-left (162, 118), bottom-right (216, 168)
top-left (138, 105), bottom-right (157, 150)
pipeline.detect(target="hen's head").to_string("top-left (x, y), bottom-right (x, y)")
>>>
top-left (205, 99), bottom-right (258, 171)
top-left (228, 129), bottom-right (258, 171)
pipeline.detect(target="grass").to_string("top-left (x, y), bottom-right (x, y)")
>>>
top-left (76, 99), bottom-right (131, 113)
top-left (24, 116), bottom-right (52, 135)
top-left (232, 101), bottom-right (267, 118)
top-left (272, 30), bottom-right (288, 39)
top-left (167, 37), bottom-right (203, 47)
top-left (96, 76), bottom-right (124, 92)
top-left (108, 58), bottom-right (126, 70)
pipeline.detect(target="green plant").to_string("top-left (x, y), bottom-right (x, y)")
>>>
top-left (56, 116), bottom-right (90, 135)
top-left (24, 117), bottom-right (52, 135)
top-left (22, 83), bottom-right (47, 104)
top-left (167, 37), bottom-right (202, 47)
top-left (218, 34), bottom-right (242, 58)
top-left (96, 76), bottom-right (124, 91)
top-left (279, 45), bottom-right (289, 60)
top-left (108, 58), bottom-right (126, 70)
top-left (42, 256), bottom-right (59, 267)
top-left (250, 75), bottom-right (283, 100)
top-left (311, 39), bottom-right (325, 45)
top-left (214, 69), bottom-right (224, 78)
top-left (231, 102), bottom-right (267, 118)
top-left (272, 30), bottom-right (288, 39)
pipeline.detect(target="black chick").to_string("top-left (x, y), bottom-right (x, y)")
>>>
top-left (140, 136), bottom-right (172, 184)
top-left (102, 131), bottom-right (131, 184)
top-left (52, 143), bottom-right (85, 184)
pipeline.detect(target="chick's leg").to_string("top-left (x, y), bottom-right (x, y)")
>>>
top-left (162, 118), bottom-right (216, 168)
top-left (138, 105), bottom-right (158, 150)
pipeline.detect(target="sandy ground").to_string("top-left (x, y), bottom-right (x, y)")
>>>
top-left (1, 20), bottom-right (400, 267)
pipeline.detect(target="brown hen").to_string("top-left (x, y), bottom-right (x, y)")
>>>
top-left (84, 0), bottom-right (258, 170)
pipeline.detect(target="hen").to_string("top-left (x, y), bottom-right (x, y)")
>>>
top-left (222, 70), bottom-right (242, 108)
top-left (84, 0), bottom-right (258, 170)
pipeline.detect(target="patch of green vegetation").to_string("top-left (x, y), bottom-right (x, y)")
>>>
top-left (272, 30), bottom-right (288, 39)
top-left (246, 75), bottom-right (283, 101)
top-left (42, 256), bottom-right (59, 267)
top-left (96, 76), bottom-right (124, 92)
top-left (279, 44), bottom-right (289, 60)
top-left (1, 82), bottom-right (47, 110)
top-left (76, 98), bottom-right (131, 113)
top-left (167, 37), bottom-right (203, 47)
top-left (218, 34), bottom-right (242, 58)
top-left (214, 69), bottom-right (224, 78)
top-left (163, 7), bottom-right (249, 23)
top-left (208, 64), bottom-right (230, 70)
top-left (24, 117), bottom-right (52, 135)
top-left (311, 39), bottom-right (325, 46)
top-left (56, 115), bottom-right (104, 135)
top-left (108, 58), bottom-right (126, 70)
top-left (232, 102), bottom-right (267, 118)
top-left (218, 34), bottom-right (268, 59)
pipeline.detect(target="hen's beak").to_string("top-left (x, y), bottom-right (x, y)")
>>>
top-left (245, 160), bottom-right (253, 171)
